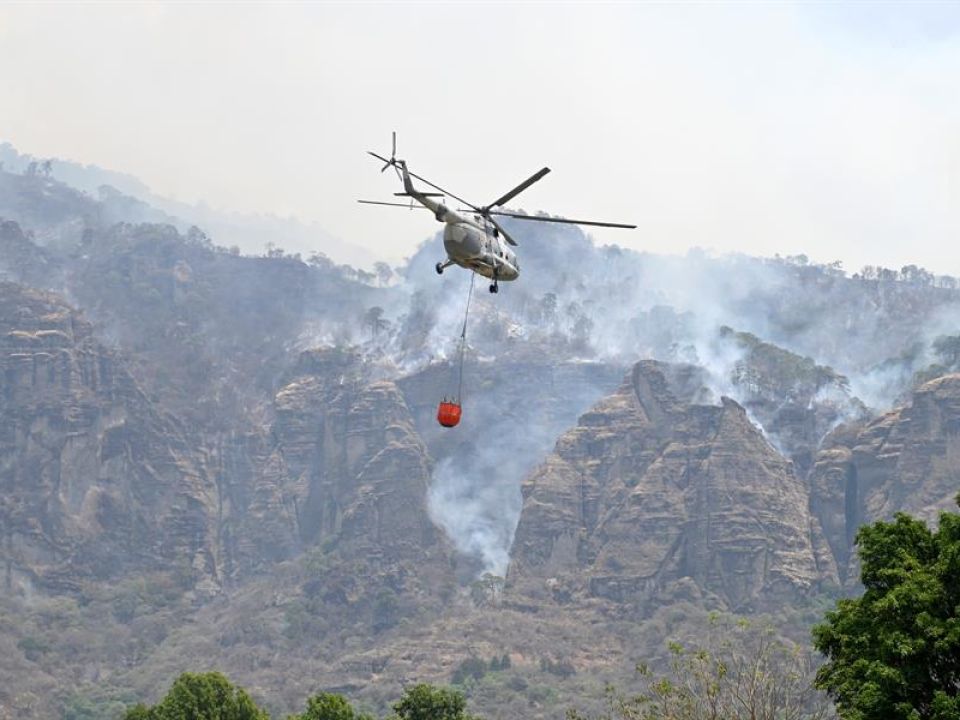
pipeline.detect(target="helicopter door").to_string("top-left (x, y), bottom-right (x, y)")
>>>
top-left (483, 227), bottom-right (495, 257)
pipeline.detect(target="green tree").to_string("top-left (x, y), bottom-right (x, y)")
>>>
top-left (17, 635), bottom-right (50, 661)
top-left (372, 587), bottom-right (400, 633)
top-left (933, 335), bottom-right (960, 369)
top-left (290, 692), bottom-right (374, 720)
top-left (391, 684), bottom-right (480, 720)
top-left (122, 672), bottom-right (269, 720)
top-left (813, 499), bottom-right (960, 720)
top-left (451, 656), bottom-right (487, 684)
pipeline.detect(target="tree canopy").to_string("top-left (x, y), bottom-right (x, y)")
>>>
top-left (813, 498), bottom-right (960, 720)
top-left (123, 671), bottom-right (269, 720)
top-left (390, 684), bottom-right (478, 720)
top-left (125, 676), bottom-right (479, 720)
top-left (289, 692), bottom-right (374, 720)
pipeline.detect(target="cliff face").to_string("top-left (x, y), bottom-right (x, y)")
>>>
top-left (0, 283), bottom-right (220, 594)
top-left (811, 374), bottom-right (960, 583)
top-left (715, 327), bottom-right (868, 478)
top-left (0, 279), bottom-right (448, 594)
top-left (508, 360), bottom-right (828, 613)
top-left (228, 348), bottom-right (452, 586)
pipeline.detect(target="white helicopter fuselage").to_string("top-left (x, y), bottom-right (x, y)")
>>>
top-left (442, 215), bottom-right (519, 282)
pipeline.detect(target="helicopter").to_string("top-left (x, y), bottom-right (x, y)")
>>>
top-left (360, 134), bottom-right (636, 294)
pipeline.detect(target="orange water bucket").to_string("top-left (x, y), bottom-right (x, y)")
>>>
top-left (437, 401), bottom-right (462, 428)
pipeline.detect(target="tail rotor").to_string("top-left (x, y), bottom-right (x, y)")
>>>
top-left (380, 131), bottom-right (397, 172)
top-left (367, 131), bottom-right (400, 174)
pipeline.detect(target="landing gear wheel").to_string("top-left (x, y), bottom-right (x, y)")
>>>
top-left (489, 283), bottom-right (498, 294)
top-left (435, 262), bottom-right (444, 275)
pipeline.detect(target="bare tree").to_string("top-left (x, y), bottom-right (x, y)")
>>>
top-left (568, 615), bottom-right (835, 720)
top-left (364, 306), bottom-right (389, 338)
top-left (374, 261), bottom-right (394, 287)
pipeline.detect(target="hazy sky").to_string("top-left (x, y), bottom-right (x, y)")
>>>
top-left (2, 2), bottom-right (959, 273)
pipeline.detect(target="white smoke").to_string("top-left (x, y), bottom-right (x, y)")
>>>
top-left (379, 226), bottom-right (960, 575)
top-left (428, 457), bottom-right (517, 576)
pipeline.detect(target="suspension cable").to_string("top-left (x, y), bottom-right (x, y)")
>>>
top-left (456, 273), bottom-right (476, 403)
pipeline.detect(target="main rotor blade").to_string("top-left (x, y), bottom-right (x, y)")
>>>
top-left (367, 151), bottom-right (392, 165)
top-left (405, 169), bottom-right (477, 210)
top-left (487, 210), bottom-right (636, 229)
top-left (487, 216), bottom-right (518, 247)
top-left (357, 200), bottom-right (430, 209)
top-left (487, 167), bottom-right (550, 209)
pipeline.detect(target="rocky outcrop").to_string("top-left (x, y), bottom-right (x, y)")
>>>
top-left (508, 360), bottom-right (828, 613)
top-left (716, 327), bottom-right (869, 477)
top-left (811, 374), bottom-right (960, 583)
top-left (0, 283), bottom-right (220, 594)
top-left (230, 348), bottom-right (451, 582)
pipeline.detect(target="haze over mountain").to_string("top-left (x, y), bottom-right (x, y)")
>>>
top-left (1, 147), bottom-right (959, 719)
top-left (0, 143), bottom-right (368, 268)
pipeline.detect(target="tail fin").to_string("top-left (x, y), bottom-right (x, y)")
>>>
top-left (398, 161), bottom-right (416, 196)
top-left (394, 162), bottom-right (441, 197)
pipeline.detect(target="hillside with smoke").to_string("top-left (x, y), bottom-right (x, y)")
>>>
top-left (3, 151), bottom-right (960, 718)
top-left (391, 215), bottom-right (960, 410)
top-left (4, 156), bottom-right (960, 578)
top-left (363, 223), bottom-right (956, 569)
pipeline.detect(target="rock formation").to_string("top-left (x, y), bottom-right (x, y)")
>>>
top-left (0, 282), bottom-right (220, 594)
top-left (714, 327), bottom-right (869, 477)
top-left (0, 284), bottom-right (451, 605)
top-left (230, 348), bottom-right (453, 588)
top-left (508, 360), bottom-right (828, 613)
top-left (811, 373), bottom-right (960, 583)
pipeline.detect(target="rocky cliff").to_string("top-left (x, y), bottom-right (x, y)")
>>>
top-left (714, 327), bottom-right (868, 477)
top-left (237, 348), bottom-right (452, 583)
top-left (0, 280), bottom-right (449, 599)
top-left (0, 282), bottom-right (221, 594)
top-left (811, 373), bottom-right (960, 583)
top-left (508, 360), bottom-right (829, 613)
